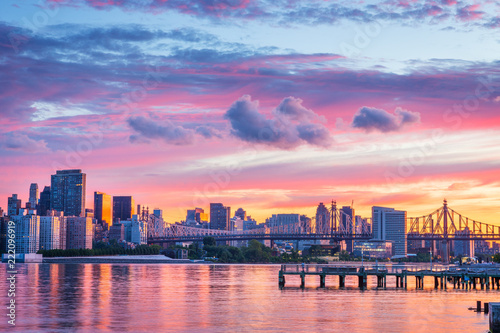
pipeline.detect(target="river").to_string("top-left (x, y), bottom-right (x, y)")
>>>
top-left (0, 263), bottom-right (495, 332)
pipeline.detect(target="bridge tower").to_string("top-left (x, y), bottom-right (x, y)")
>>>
top-left (331, 200), bottom-right (337, 235)
top-left (441, 199), bottom-right (450, 263)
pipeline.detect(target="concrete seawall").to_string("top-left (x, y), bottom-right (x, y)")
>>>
top-left (43, 255), bottom-right (193, 264)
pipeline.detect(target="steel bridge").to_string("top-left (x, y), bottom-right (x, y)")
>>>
top-left (148, 200), bottom-right (500, 246)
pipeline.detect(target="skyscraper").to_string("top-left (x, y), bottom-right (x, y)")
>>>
top-left (94, 192), bottom-right (112, 226)
top-left (7, 194), bottom-right (21, 216)
top-left (113, 196), bottom-right (135, 221)
top-left (13, 212), bottom-right (40, 254)
top-left (66, 217), bottom-right (93, 249)
top-left (341, 206), bottom-right (355, 252)
top-left (39, 215), bottom-right (62, 250)
top-left (234, 208), bottom-right (247, 220)
top-left (372, 206), bottom-right (407, 256)
top-left (315, 203), bottom-right (330, 234)
top-left (29, 183), bottom-right (39, 209)
top-left (210, 203), bottom-right (231, 230)
top-left (39, 186), bottom-right (51, 216)
top-left (50, 169), bottom-right (86, 216)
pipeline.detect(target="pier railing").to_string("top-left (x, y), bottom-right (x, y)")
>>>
top-left (280, 264), bottom-right (500, 275)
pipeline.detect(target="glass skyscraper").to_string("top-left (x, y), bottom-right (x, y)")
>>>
top-left (50, 169), bottom-right (86, 217)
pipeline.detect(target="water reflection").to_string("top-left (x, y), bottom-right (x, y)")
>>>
top-left (0, 263), bottom-right (493, 332)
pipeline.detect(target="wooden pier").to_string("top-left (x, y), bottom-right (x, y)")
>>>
top-left (278, 264), bottom-right (500, 290)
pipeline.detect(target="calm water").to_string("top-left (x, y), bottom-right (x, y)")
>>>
top-left (0, 263), bottom-right (496, 332)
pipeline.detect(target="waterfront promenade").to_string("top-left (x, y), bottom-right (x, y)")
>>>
top-left (279, 263), bottom-right (500, 290)
top-left (42, 255), bottom-right (192, 264)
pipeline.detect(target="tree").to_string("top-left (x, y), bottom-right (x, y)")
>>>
top-left (203, 236), bottom-right (216, 247)
top-left (493, 253), bottom-right (500, 263)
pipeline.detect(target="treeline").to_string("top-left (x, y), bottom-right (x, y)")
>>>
top-left (182, 237), bottom-right (326, 263)
top-left (38, 244), bottom-right (162, 257)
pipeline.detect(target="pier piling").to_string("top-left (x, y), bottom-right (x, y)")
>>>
top-left (489, 303), bottom-right (500, 333)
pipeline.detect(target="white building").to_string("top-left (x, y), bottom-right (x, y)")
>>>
top-left (39, 216), bottom-right (62, 250)
top-left (13, 210), bottom-right (40, 254)
top-left (131, 214), bottom-right (147, 245)
top-left (372, 206), bottom-right (407, 256)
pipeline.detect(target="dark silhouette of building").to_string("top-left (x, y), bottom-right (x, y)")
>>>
top-left (315, 203), bottom-right (330, 234)
top-left (210, 203), bottom-right (231, 230)
top-left (50, 169), bottom-right (86, 216)
top-left (29, 183), bottom-right (39, 209)
top-left (7, 194), bottom-right (21, 216)
top-left (234, 208), bottom-right (247, 220)
top-left (39, 186), bottom-right (51, 216)
top-left (113, 196), bottom-right (135, 221)
top-left (94, 192), bottom-right (112, 226)
top-left (341, 206), bottom-right (355, 252)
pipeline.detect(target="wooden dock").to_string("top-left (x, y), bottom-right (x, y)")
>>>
top-left (278, 264), bottom-right (500, 290)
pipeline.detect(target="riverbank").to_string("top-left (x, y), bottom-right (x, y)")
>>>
top-left (43, 255), bottom-right (194, 264)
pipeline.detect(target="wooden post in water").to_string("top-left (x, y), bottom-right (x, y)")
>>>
top-left (339, 275), bottom-right (345, 288)
top-left (489, 303), bottom-right (500, 333)
top-left (279, 268), bottom-right (285, 288)
top-left (485, 303), bottom-right (490, 314)
top-left (477, 301), bottom-right (482, 313)
top-left (320, 274), bottom-right (325, 288)
top-left (300, 272), bottom-right (305, 289)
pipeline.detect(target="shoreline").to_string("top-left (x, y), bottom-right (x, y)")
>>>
top-left (42, 255), bottom-right (194, 264)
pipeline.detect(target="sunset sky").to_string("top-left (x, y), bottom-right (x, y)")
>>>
top-left (1, 0), bottom-right (500, 224)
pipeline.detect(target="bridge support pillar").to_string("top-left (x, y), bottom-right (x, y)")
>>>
top-left (404, 274), bottom-right (407, 290)
top-left (434, 276), bottom-right (439, 289)
top-left (320, 275), bottom-right (325, 288)
top-left (358, 274), bottom-right (367, 290)
top-left (339, 275), bottom-right (345, 288)
top-left (482, 278), bottom-right (485, 290)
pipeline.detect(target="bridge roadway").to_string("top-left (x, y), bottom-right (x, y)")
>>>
top-left (148, 233), bottom-right (500, 244)
top-left (279, 264), bottom-right (500, 290)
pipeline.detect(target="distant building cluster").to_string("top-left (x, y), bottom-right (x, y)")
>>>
top-left (0, 169), bottom-right (151, 254)
top-left (1, 169), bottom-right (496, 260)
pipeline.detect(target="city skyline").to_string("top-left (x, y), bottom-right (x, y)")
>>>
top-left (1, 1), bottom-right (500, 225)
top-left (1, 169), bottom-right (497, 227)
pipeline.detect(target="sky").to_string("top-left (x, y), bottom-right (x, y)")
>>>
top-left (0, 0), bottom-right (500, 224)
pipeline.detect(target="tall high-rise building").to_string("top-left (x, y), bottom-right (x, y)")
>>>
top-left (39, 186), bottom-right (51, 216)
top-left (51, 169), bottom-right (86, 216)
top-left (267, 214), bottom-right (300, 233)
top-left (113, 196), bottom-right (135, 221)
top-left (29, 183), bottom-right (39, 209)
top-left (315, 203), bottom-right (330, 234)
top-left (13, 211), bottom-right (40, 254)
top-left (372, 206), bottom-right (407, 256)
top-left (66, 217), bottom-right (93, 249)
top-left (454, 227), bottom-right (474, 257)
top-left (39, 216), bottom-right (62, 250)
top-left (234, 208), bottom-right (247, 220)
top-left (341, 206), bottom-right (355, 252)
top-left (153, 209), bottom-right (163, 219)
top-left (94, 192), bottom-right (112, 226)
top-left (210, 203), bottom-right (231, 230)
top-left (186, 208), bottom-right (208, 227)
top-left (7, 194), bottom-right (21, 216)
